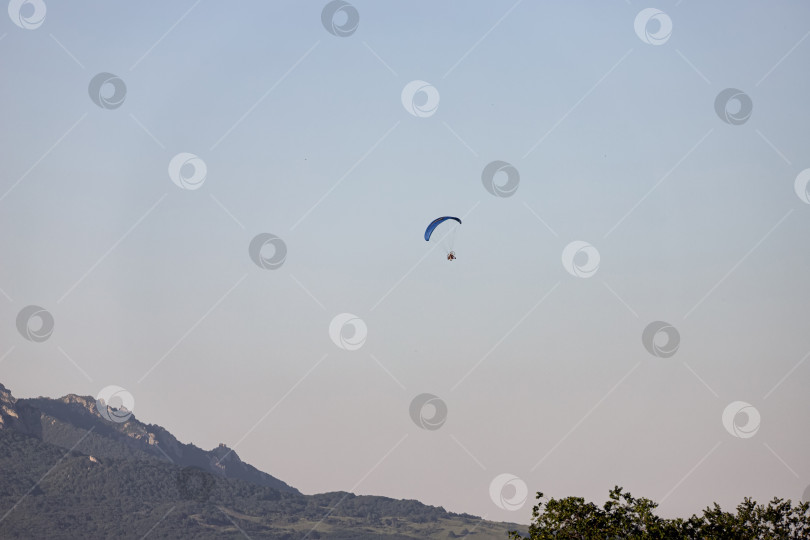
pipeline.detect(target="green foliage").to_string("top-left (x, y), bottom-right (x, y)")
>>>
top-left (509, 487), bottom-right (810, 540)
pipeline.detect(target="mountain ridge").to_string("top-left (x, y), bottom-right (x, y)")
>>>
top-left (0, 381), bottom-right (526, 539)
top-left (1, 381), bottom-right (298, 494)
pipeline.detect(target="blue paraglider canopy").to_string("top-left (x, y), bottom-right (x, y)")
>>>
top-left (424, 216), bottom-right (462, 241)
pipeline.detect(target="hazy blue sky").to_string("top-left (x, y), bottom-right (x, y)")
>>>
top-left (2, 0), bottom-right (810, 524)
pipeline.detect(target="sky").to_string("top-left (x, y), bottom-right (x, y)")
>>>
top-left (2, 0), bottom-right (810, 525)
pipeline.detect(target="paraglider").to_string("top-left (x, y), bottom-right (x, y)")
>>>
top-left (424, 216), bottom-right (462, 260)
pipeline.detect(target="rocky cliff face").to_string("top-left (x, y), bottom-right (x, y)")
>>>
top-left (0, 382), bottom-right (18, 429)
top-left (1, 382), bottom-right (299, 494)
top-left (0, 382), bottom-right (39, 436)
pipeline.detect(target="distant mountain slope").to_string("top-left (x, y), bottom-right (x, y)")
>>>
top-left (1, 382), bottom-right (297, 494)
top-left (0, 383), bottom-right (525, 539)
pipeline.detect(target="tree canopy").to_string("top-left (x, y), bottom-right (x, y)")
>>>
top-left (509, 486), bottom-right (810, 540)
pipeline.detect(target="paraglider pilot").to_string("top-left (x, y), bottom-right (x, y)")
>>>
top-left (425, 217), bottom-right (462, 262)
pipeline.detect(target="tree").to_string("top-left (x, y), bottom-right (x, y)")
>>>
top-left (509, 486), bottom-right (810, 539)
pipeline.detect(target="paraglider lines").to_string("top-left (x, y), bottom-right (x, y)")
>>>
top-left (370, 202), bottom-right (479, 312)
